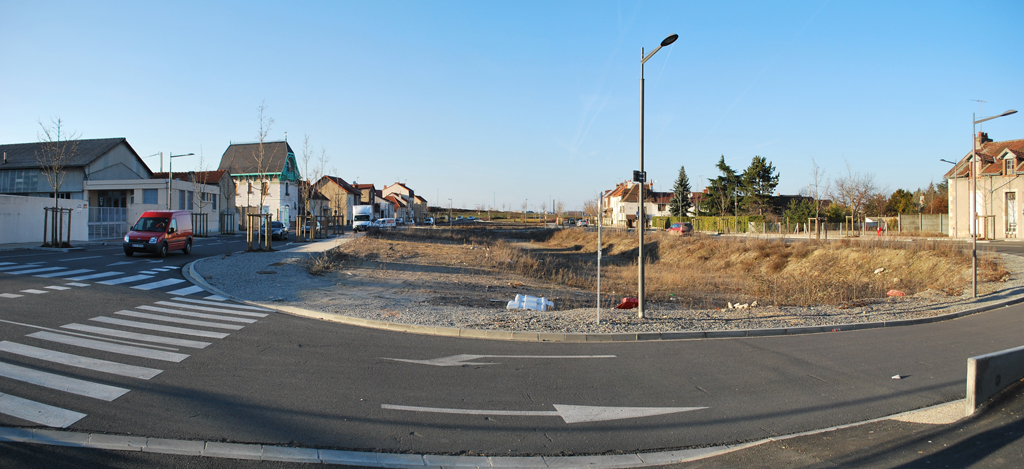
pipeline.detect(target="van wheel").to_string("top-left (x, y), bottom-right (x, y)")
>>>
top-left (124, 250), bottom-right (134, 257)
top-left (183, 239), bottom-right (192, 255)
top-left (158, 243), bottom-right (168, 258)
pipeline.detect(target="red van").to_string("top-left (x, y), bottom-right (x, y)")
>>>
top-left (123, 210), bottom-right (193, 257)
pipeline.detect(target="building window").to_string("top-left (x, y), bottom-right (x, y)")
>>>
top-left (248, 182), bottom-right (253, 194)
top-left (285, 182), bottom-right (289, 196)
top-left (143, 189), bottom-right (158, 204)
top-left (178, 190), bottom-right (185, 210)
top-left (212, 195), bottom-right (217, 211)
top-left (187, 191), bottom-right (194, 210)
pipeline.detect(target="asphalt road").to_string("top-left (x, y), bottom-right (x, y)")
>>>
top-left (1, 235), bottom-right (1023, 464)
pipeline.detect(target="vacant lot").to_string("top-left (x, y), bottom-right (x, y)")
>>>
top-left (307, 227), bottom-right (1007, 311)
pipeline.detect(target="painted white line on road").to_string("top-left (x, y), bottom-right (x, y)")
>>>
top-left (381, 403), bottom-right (708, 424)
top-left (0, 265), bottom-right (30, 271)
top-left (67, 272), bottom-right (123, 281)
top-left (169, 297), bottom-right (272, 312)
top-left (0, 361), bottom-right (129, 401)
top-left (166, 285), bottom-right (204, 296)
top-left (113, 311), bottom-right (245, 330)
top-left (384, 354), bottom-right (618, 367)
top-left (107, 261), bottom-right (138, 267)
top-left (58, 256), bottom-right (101, 262)
top-left (0, 392), bottom-right (86, 428)
top-left (97, 275), bottom-right (154, 286)
top-left (64, 283), bottom-right (90, 287)
top-left (134, 306), bottom-right (256, 324)
top-left (131, 279), bottom-right (185, 291)
top-left (0, 294), bottom-right (23, 299)
top-left (0, 262), bottom-right (15, 266)
top-left (44, 286), bottom-right (71, 291)
top-left (163, 266), bottom-right (180, 269)
top-left (35, 269), bottom-right (94, 278)
top-left (20, 290), bottom-right (48, 294)
top-left (155, 301), bottom-right (269, 317)
top-left (0, 341), bottom-right (162, 379)
top-left (4, 267), bottom-right (66, 275)
top-left (204, 295), bottom-right (227, 301)
top-left (90, 317), bottom-right (230, 339)
top-left (138, 271), bottom-right (158, 275)
top-left (27, 331), bottom-right (190, 363)
top-left (61, 324), bottom-right (211, 349)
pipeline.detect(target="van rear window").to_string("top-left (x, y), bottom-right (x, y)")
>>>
top-left (133, 217), bottom-right (169, 232)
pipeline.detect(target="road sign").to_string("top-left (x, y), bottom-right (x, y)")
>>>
top-left (383, 354), bottom-right (616, 367)
top-left (633, 170), bottom-right (646, 183)
top-left (382, 403), bottom-right (707, 424)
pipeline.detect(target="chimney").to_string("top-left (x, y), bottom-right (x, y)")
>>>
top-left (976, 131), bottom-right (992, 148)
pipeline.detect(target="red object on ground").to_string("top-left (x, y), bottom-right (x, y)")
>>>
top-left (878, 226), bottom-right (883, 236)
top-left (887, 289), bottom-right (906, 297)
top-left (616, 297), bottom-right (639, 309)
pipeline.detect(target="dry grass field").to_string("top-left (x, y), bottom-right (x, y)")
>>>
top-left (306, 226), bottom-right (1007, 310)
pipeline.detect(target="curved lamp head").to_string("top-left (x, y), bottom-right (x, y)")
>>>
top-left (661, 34), bottom-right (679, 47)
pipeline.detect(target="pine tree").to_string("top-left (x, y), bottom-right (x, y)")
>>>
top-left (740, 155), bottom-right (779, 215)
top-left (669, 165), bottom-right (693, 217)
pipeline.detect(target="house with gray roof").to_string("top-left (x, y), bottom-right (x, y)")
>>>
top-left (217, 140), bottom-right (300, 227)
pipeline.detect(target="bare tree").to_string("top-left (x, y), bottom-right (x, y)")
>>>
top-left (299, 134), bottom-right (328, 236)
top-left (189, 149), bottom-right (212, 214)
top-left (556, 199), bottom-right (566, 218)
top-left (809, 156), bottom-right (830, 220)
top-left (250, 101), bottom-right (275, 213)
top-left (36, 117), bottom-right (80, 247)
top-left (521, 200), bottom-right (528, 222)
top-left (831, 160), bottom-right (878, 221)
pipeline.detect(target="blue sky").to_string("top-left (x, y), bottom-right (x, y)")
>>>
top-left (2, 1), bottom-right (1022, 211)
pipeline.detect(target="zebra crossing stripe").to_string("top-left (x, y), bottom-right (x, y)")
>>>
top-left (0, 341), bottom-right (162, 379)
top-left (68, 272), bottom-right (123, 281)
top-left (98, 275), bottom-right (154, 286)
top-left (205, 295), bottom-right (227, 301)
top-left (27, 331), bottom-right (190, 363)
top-left (4, 267), bottom-right (66, 275)
top-left (64, 283), bottom-right (90, 287)
top-left (166, 285), bottom-right (204, 296)
top-left (0, 265), bottom-right (30, 271)
top-left (113, 311), bottom-right (245, 330)
top-left (169, 297), bottom-right (272, 312)
top-left (61, 324), bottom-right (211, 349)
top-left (0, 392), bottom-right (86, 428)
top-left (0, 361), bottom-right (129, 401)
top-left (136, 305), bottom-right (257, 323)
top-left (20, 290), bottom-right (48, 294)
top-left (90, 317), bottom-right (230, 339)
top-left (0, 262), bottom-right (15, 266)
top-left (0, 294), bottom-right (22, 299)
top-left (35, 269), bottom-right (94, 278)
top-left (154, 301), bottom-right (268, 318)
top-left (131, 279), bottom-right (185, 291)
top-left (138, 271), bottom-right (158, 275)
top-left (45, 286), bottom-right (71, 291)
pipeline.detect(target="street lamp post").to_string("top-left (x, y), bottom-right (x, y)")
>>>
top-left (167, 152), bottom-right (195, 209)
top-left (971, 109), bottom-right (1017, 298)
top-left (637, 33), bottom-right (678, 319)
top-left (448, 198), bottom-right (452, 229)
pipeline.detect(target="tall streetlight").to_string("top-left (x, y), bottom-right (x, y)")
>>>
top-left (168, 152), bottom-right (194, 209)
top-left (971, 109), bottom-right (1017, 298)
top-left (448, 198), bottom-right (453, 229)
top-left (637, 33), bottom-right (678, 319)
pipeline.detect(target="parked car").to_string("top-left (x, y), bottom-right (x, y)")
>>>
top-left (304, 219), bottom-right (322, 233)
top-left (396, 217), bottom-right (405, 225)
top-left (577, 219), bottom-right (589, 227)
top-left (372, 218), bottom-right (397, 230)
top-left (467, 216), bottom-right (475, 220)
top-left (258, 221), bottom-right (289, 240)
top-left (424, 217), bottom-right (435, 226)
top-left (667, 222), bottom-right (693, 235)
top-left (123, 210), bottom-right (193, 257)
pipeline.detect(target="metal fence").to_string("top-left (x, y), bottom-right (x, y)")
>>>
top-left (88, 207), bottom-right (128, 240)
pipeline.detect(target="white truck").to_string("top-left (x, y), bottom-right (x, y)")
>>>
top-left (353, 205), bottom-right (374, 232)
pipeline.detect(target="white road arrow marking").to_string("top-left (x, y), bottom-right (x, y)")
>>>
top-left (383, 354), bottom-right (616, 367)
top-left (381, 403), bottom-right (707, 423)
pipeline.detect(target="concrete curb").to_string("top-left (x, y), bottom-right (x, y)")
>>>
top-left (0, 398), bottom-right (971, 467)
top-left (184, 257), bottom-right (1024, 343)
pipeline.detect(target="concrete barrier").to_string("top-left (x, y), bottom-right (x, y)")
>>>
top-left (966, 344), bottom-right (1024, 413)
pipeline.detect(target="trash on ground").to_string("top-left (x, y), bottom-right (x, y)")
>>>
top-left (887, 290), bottom-right (906, 297)
top-left (615, 297), bottom-right (639, 309)
top-left (874, 268), bottom-right (885, 274)
top-left (892, 375), bottom-right (903, 380)
top-left (506, 294), bottom-right (554, 311)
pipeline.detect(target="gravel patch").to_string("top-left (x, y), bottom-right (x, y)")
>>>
top-left (194, 244), bottom-right (1024, 335)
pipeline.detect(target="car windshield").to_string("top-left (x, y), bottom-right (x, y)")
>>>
top-left (271, 222), bottom-right (284, 228)
top-left (133, 217), bottom-right (169, 232)
top-left (671, 223), bottom-right (682, 228)
top-left (354, 215), bottom-right (371, 221)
